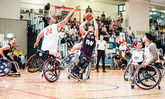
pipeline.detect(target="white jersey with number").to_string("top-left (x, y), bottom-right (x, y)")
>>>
top-left (132, 50), bottom-right (143, 63)
top-left (144, 43), bottom-right (156, 63)
top-left (41, 24), bottom-right (59, 55)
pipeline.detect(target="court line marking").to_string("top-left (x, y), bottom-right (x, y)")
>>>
top-left (0, 86), bottom-right (57, 99)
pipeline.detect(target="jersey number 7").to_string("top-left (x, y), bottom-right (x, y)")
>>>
top-left (46, 28), bottom-right (52, 36)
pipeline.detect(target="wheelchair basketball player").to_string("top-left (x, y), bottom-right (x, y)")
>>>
top-left (128, 42), bottom-right (144, 77)
top-left (71, 13), bottom-right (98, 77)
top-left (142, 33), bottom-right (158, 68)
top-left (0, 37), bottom-right (19, 75)
top-left (34, 5), bottom-right (80, 77)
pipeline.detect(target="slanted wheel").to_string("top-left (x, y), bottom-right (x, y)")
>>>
top-left (81, 65), bottom-right (91, 82)
top-left (124, 64), bottom-right (131, 81)
top-left (0, 58), bottom-right (12, 77)
top-left (90, 57), bottom-right (96, 70)
top-left (133, 65), bottom-right (161, 90)
top-left (60, 53), bottom-right (79, 69)
top-left (26, 54), bottom-right (44, 73)
top-left (43, 58), bottom-right (60, 82)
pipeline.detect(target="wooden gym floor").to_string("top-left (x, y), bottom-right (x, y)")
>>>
top-left (0, 69), bottom-right (165, 99)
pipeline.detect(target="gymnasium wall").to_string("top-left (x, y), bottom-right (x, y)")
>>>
top-left (0, 19), bottom-right (27, 55)
top-left (0, 0), bottom-right (21, 20)
top-left (20, 0), bottom-right (119, 21)
top-left (128, 0), bottom-right (150, 33)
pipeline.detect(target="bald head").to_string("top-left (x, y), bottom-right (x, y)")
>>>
top-left (49, 17), bottom-right (56, 24)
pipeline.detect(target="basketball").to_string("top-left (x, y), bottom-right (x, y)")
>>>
top-left (85, 12), bottom-right (93, 21)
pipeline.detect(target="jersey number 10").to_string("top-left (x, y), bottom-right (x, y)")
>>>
top-left (46, 28), bottom-right (52, 35)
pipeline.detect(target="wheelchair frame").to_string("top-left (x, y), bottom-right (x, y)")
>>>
top-left (0, 58), bottom-right (21, 77)
top-left (131, 64), bottom-right (163, 90)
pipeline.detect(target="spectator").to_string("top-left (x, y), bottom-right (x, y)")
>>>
top-left (116, 36), bottom-right (120, 48)
top-left (71, 25), bottom-right (78, 35)
top-left (107, 26), bottom-right (113, 36)
top-left (119, 49), bottom-right (127, 68)
top-left (13, 45), bottom-right (26, 69)
top-left (109, 35), bottom-right (115, 48)
top-left (120, 29), bottom-right (125, 42)
top-left (101, 11), bottom-right (105, 18)
top-left (119, 41), bottom-right (127, 51)
top-left (107, 17), bottom-right (112, 25)
top-left (132, 39), bottom-right (138, 48)
top-left (117, 19), bottom-right (122, 32)
top-left (69, 35), bottom-right (75, 49)
top-left (44, 3), bottom-right (50, 15)
top-left (96, 16), bottom-right (101, 24)
top-left (55, 49), bottom-right (62, 60)
top-left (109, 22), bottom-right (114, 30)
top-left (42, 14), bottom-right (50, 27)
top-left (101, 25), bottom-right (107, 35)
top-left (86, 5), bottom-right (92, 13)
top-left (113, 51), bottom-right (122, 69)
top-left (59, 28), bottom-right (65, 38)
top-left (119, 13), bottom-right (124, 23)
top-left (65, 24), bottom-right (72, 33)
top-left (113, 20), bottom-right (118, 30)
top-left (61, 34), bottom-right (68, 44)
top-left (127, 26), bottom-right (133, 36)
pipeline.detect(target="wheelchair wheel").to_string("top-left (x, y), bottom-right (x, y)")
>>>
top-left (82, 65), bottom-right (91, 81)
top-left (26, 54), bottom-right (43, 73)
top-left (43, 58), bottom-right (60, 82)
top-left (133, 65), bottom-right (161, 90)
top-left (60, 53), bottom-right (79, 69)
top-left (124, 64), bottom-right (131, 81)
top-left (91, 57), bottom-right (96, 70)
top-left (0, 59), bottom-right (12, 77)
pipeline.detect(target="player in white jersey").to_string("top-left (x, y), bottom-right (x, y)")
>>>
top-left (142, 33), bottom-right (158, 67)
top-left (128, 42), bottom-right (144, 75)
top-left (34, 6), bottom-right (80, 56)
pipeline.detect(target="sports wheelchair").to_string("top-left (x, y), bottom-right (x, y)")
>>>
top-left (60, 52), bottom-right (92, 82)
top-left (131, 63), bottom-right (165, 90)
top-left (25, 48), bottom-right (47, 73)
top-left (26, 49), bottom-right (60, 82)
top-left (0, 58), bottom-right (21, 77)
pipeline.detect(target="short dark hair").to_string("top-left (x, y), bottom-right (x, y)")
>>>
top-left (145, 33), bottom-right (153, 42)
top-left (10, 37), bottom-right (16, 41)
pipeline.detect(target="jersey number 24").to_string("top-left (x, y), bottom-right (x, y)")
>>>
top-left (46, 28), bottom-right (52, 36)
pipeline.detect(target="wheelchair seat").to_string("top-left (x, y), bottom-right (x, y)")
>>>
top-left (36, 50), bottom-right (49, 60)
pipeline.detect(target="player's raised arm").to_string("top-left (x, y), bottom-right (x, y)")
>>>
top-left (93, 14), bottom-right (98, 40)
top-left (58, 5), bottom-right (80, 31)
top-left (71, 41), bottom-right (83, 53)
top-left (79, 20), bottom-right (88, 36)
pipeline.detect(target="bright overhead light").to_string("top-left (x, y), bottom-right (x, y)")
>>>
top-left (6, 33), bottom-right (14, 38)
top-left (90, 0), bottom-right (94, 1)
top-left (152, 8), bottom-right (156, 11)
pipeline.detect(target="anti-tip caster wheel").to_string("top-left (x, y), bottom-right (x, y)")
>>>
top-left (158, 86), bottom-right (161, 89)
top-left (131, 85), bottom-right (134, 89)
top-left (68, 76), bottom-right (71, 79)
top-left (17, 74), bottom-right (21, 77)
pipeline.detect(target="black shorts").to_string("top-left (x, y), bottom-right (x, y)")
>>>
top-left (138, 62), bottom-right (143, 65)
top-left (78, 54), bottom-right (90, 69)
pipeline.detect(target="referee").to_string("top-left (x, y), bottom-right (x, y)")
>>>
top-left (96, 35), bottom-right (107, 72)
